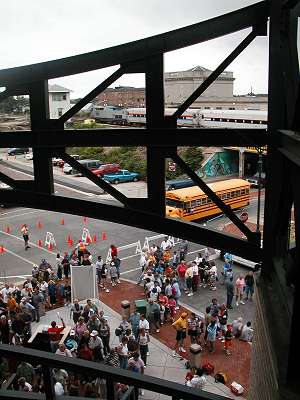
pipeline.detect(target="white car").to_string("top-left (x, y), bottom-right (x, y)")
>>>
top-left (63, 163), bottom-right (72, 174)
top-left (25, 152), bottom-right (33, 160)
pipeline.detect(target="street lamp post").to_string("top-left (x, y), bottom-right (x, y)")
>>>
top-left (256, 148), bottom-right (263, 233)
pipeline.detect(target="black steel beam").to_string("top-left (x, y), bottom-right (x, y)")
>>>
top-left (292, 82), bottom-right (300, 131)
top-left (172, 30), bottom-right (258, 119)
top-left (0, 2), bottom-right (269, 85)
top-left (172, 153), bottom-right (259, 243)
top-left (0, 128), bottom-right (269, 148)
top-left (145, 55), bottom-right (166, 216)
top-left (29, 80), bottom-right (54, 195)
top-left (283, 0), bottom-right (300, 9)
top-left (0, 345), bottom-right (226, 400)
top-left (0, 189), bottom-right (262, 261)
top-left (58, 152), bottom-right (131, 207)
top-left (59, 67), bottom-right (124, 123)
top-left (277, 130), bottom-right (300, 167)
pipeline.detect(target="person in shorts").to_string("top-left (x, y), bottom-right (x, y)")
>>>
top-left (172, 312), bottom-right (188, 357)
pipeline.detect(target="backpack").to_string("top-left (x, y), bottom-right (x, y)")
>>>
top-left (171, 286), bottom-right (177, 297)
top-left (202, 362), bottom-right (215, 375)
top-left (215, 372), bottom-right (228, 384)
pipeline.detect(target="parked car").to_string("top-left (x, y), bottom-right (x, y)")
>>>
top-left (25, 152), bottom-right (33, 160)
top-left (7, 148), bottom-right (29, 156)
top-left (93, 163), bottom-right (120, 177)
top-left (246, 171), bottom-right (266, 188)
top-left (63, 159), bottom-right (102, 175)
top-left (165, 178), bottom-right (195, 191)
top-left (52, 157), bottom-right (63, 166)
top-left (103, 169), bottom-right (139, 184)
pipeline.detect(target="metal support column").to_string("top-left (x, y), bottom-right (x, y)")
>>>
top-left (239, 147), bottom-right (245, 178)
top-left (29, 80), bottom-right (54, 194)
top-left (145, 55), bottom-right (166, 217)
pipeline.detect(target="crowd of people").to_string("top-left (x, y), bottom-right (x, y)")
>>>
top-left (0, 237), bottom-right (255, 397)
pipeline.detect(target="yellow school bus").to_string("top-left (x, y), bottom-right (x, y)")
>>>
top-left (166, 179), bottom-right (250, 221)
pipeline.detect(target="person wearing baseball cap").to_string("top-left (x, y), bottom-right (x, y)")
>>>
top-left (89, 330), bottom-right (104, 361)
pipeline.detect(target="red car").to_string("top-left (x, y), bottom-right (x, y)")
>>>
top-left (93, 163), bottom-right (120, 177)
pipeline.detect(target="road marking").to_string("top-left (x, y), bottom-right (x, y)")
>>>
top-left (0, 247), bottom-right (36, 266)
top-left (0, 210), bottom-right (44, 221)
top-left (0, 230), bottom-right (56, 255)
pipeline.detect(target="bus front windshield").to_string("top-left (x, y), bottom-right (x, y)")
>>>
top-left (166, 198), bottom-right (184, 209)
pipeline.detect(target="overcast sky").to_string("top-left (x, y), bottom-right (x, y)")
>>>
top-left (0, 1), bottom-right (299, 98)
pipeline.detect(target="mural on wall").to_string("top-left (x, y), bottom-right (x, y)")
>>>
top-left (199, 151), bottom-right (238, 178)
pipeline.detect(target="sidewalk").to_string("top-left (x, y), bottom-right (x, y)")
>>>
top-left (32, 299), bottom-right (245, 400)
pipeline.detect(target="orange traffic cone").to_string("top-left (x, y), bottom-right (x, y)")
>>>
top-left (38, 239), bottom-right (42, 247)
top-left (48, 242), bottom-right (53, 251)
top-left (0, 245), bottom-right (5, 253)
top-left (83, 216), bottom-right (88, 224)
top-left (101, 232), bottom-right (107, 241)
top-left (5, 225), bottom-right (11, 233)
top-left (60, 218), bottom-right (65, 225)
top-left (37, 221), bottom-right (42, 229)
top-left (68, 239), bottom-right (73, 248)
top-left (93, 234), bottom-right (97, 243)
top-left (86, 235), bottom-right (91, 244)
top-left (67, 234), bottom-right (72, 243)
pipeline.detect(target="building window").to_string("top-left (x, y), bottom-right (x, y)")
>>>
top-left (204, 107), bottom-right (210, 109)
top-left (216, 107), bottom-right (222, 110)
top-left (52, 93), bottom-right (64, 101)
top-left (229, 107), bottom-right (235, 110)
top-left (63, 94), bottom-right (67, 100)
top-left (57, 108), bottom-right (63, 117)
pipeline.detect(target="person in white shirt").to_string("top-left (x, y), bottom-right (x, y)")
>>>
top-left (161, 237), bottom-right (172, 251)
top-left (139, 314), bottom-right (150, 332)
top-left (186, 368), bottom-right (206, 390)
top-left (240, 321), bottom-right (254, 342)
top-left (54, 381), bottom-right (65, 395)
top-left (55, 343), bottom-right (72, 357)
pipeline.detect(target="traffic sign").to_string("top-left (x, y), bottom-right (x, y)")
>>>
top-left (240, 212), bottom-right (248, 223)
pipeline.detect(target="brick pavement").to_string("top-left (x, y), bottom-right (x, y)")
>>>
top-left (99, 280), bottom-right (251, 397)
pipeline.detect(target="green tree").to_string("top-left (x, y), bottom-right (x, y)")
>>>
top-left (181, 147), bottom-right (204, 172)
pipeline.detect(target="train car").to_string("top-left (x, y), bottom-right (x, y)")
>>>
top-left (126, 107), bottom-right (200, 127)
top-left (90, 106), bottom-right (128, 124)
top-left (200, 109), bottom-right (267, 129)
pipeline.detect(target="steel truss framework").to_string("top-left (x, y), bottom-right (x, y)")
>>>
top-left (0, 0), bottom-right (299, 395)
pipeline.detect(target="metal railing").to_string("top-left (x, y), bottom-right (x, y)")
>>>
top-left (0, 344), bottom-right (227, 400)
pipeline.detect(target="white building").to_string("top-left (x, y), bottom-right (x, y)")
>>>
top-left (48, 84), bottom-right (71, 119)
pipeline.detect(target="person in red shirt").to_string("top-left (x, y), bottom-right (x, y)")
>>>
top-left (48, 317), bottom-right (65, 353)
top-left (110, 245), bottom-right (118, 258)
top-left (177, 262), bottom-right (187, 291)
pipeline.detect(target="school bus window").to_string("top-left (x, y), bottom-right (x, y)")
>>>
top-left (241, 189), bottom-right (245, 195)
top-left (245, 188), bottom-right (250, 194)
top-left (220, 193), bottom-right (226, 200)
top-left (166, 198), bottom-right (184, 208)
top-left (201, 198), bottom-right (207, 205)
top-left (207, 198), bottom-right (212, 204)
